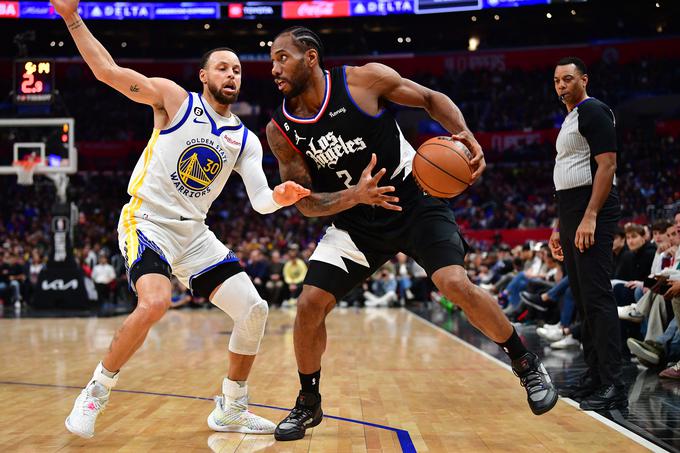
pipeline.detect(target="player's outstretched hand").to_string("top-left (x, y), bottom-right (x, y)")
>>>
top-left (354, 153), bottom-right (401, 211)
top-left (452, 130), bottom-right (485, 183)
top-left (273, 181), bottom-right (311, 207)
top-left (50, 0), bottom-right (79, 17)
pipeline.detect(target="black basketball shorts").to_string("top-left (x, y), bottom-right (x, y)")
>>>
top-left (304, 197), bottom-right (469, 301)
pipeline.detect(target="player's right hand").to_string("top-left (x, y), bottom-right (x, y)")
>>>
top-left (549, 230), bottom-right (563, 261)
top-left (50, 0), bottom-right (79, 18)
top-left (354, 153), bottom-right (401, 211)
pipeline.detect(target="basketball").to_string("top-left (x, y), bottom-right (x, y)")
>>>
top-left (412, 136), bottom-right (473, 198)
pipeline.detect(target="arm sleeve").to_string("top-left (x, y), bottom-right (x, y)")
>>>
top-left (233, 130), bottom-right (282, 215)
top-left (577, 101), bottom-right (618, 156)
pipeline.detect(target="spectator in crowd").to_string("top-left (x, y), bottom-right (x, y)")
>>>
top-left (5, 253), bottom-right (27, 306)
top-left (91, 254), bottom-right (117, 304)
top-left (364, 266), bottom-right (398, 308)
top-left (395, 253), bottom-right (414, 305)
top-left (265, 250), bottom-right (286, 307)
top-left (282, 244), bottom-right (307, 306)
top-left (245, 249), bottom-right (270, 298)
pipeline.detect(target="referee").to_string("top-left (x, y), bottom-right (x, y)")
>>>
top-left (549, 57), bottom-right (627, 411)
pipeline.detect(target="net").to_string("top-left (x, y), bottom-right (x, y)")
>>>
top-left (13, 158), bottom-right (41, 185)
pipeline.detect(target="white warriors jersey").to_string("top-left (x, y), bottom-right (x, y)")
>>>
top-left (122, 92), bottom-right (269, 223)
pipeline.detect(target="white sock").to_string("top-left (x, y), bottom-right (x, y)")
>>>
top-left (87, 362), bottom-right (119, 397)
top-left (223, 378), bottom-right (248, 401)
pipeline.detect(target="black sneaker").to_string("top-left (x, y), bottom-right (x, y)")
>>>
top-left (274, 392), bottom-right (323, 441)
top-left (512, 352), bottom-right (559, 415)
top-left (519, 291), bottom-right (549, 312)
top-left (579, 384), bottom-right (628, 411)
top-left (559, 372), bottom-right (600, 400)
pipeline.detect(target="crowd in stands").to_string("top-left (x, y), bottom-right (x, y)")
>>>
top-left (460, 212), bottom-right (680, 379)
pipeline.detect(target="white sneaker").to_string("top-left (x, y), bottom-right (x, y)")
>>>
top-left (618, 304), bottom-right (644, 322)
top-left (65, 382), bottom-right (110, 438)
top-left (550, 334), bottom-right (580, 349)
top-left (537, 326), bottom-right (565, 342)
top-left (65, 362), bottom-right (118, 439)
top-left (543, 322), bottom-right (561, 330)
top-left (480, 283), bottom-right (495, 292)
top-left (207, 395), bottom-right (275, 434)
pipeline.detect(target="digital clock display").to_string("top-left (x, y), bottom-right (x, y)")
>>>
top-left (14, 59), bottom-right (55, 104)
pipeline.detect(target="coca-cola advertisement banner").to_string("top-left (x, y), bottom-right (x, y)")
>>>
top-left (282, 1), bottom-right (350, 19)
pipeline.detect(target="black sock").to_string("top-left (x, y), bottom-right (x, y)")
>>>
top-left (496, 327), bottom-right (528, 360)
top-left (299, 369), bottom-right (320, 396)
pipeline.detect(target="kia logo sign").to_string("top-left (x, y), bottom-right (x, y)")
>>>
top-left (282, 1), bottom-right (350, 19)
top-left (42, 279), bottom-right (79, 291)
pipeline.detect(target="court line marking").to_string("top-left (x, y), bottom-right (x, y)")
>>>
top-left (405, 309), bottom-right (664, 453)
top-left (0, 380), bottom-right (416, 453)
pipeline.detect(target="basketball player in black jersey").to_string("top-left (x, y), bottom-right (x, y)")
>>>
top-left (266, 27), bottom-right (558, 441)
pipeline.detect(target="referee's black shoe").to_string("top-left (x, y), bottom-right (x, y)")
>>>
top-left (559, 371), bottom-right (600, 400)
top-left (512, 352), bottom-right (559, 415)
top-left (274, 392), bottom-right (323, 441)
top-left (579, 384), bottom-right (628, 411)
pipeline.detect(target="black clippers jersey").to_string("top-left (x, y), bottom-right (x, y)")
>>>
top-left (271, 66), bottom-right (420, 230)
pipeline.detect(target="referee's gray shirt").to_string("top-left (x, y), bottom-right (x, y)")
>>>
top-left (554, 97), bottom-right (618, 191)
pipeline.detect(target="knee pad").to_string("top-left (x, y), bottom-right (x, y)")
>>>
top-left (211, 272), bottom-right (269, 355)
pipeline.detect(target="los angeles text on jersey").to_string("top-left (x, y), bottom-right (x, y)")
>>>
top-left (170, 137), bottom-right (228, 198)
top-left (305, 131), bottom-right (367, 169)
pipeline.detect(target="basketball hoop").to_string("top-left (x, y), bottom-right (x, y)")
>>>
top-left (13, 158), bottom-right (41, 186)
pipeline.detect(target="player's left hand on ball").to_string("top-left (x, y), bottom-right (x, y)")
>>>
top-left (273, 181), bottom-right (311, 206)
top-left (452, 130), bottom-right (485, 183)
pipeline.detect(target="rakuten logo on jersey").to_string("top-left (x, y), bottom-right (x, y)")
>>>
top-left (282, 1), bottom-right (350, 19)
top-left (306, 131), bottom-right (367, 169)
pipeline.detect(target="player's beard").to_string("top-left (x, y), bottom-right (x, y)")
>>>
top-left (208, 80), bottom-right (239, 105)
top-left (283, 60), bottom-right (310, 100)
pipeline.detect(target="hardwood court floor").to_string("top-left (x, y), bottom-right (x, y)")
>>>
top-left (0, 307), bottom-right (648, 452)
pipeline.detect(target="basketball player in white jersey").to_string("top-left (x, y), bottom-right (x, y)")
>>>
top-left (51, 0), bottom-right (310, 438)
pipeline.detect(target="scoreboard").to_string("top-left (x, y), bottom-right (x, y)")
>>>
top-left (14, 59), bottom-right (55, 104)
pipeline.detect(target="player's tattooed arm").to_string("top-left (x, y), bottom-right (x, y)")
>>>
top-left (266, 121), bottom-right (400, 217)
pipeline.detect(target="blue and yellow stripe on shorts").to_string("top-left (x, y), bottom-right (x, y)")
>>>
top-left (122, 128), bottom-right (160, 269)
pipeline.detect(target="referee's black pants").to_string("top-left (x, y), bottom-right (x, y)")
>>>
top-left (557, 185), bottom-right (622, 387)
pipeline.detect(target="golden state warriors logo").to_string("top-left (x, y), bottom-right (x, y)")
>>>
top-left (177, 144), bottom-right (223, 191)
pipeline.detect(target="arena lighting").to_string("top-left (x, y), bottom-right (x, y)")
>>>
top-left (493, 14), bottom-right (499, 20)
top-left (468, 35), bottom-right (480, 51)
top-left (50, 41), bottom-right (55, 47)
top-left (570, 9), bottom-right (576, 15)
top-left (58, 41), bottom-right (63, 47)
top-left (121, 42), bottom-right (127, 47)
top-left (256, 22), bottom-right (263, 29)
top-left (397, 37), bottom-right (403, 43)
top-left (546, 12), bottom-right (552, 19)
top-left (259, 41), bottom-right (265, 47)
top-left (471, 15), bottom-right (477, 21)
top-left (204, 23), bottom-right (210, 29)
top-left (405, 36), bottom-right (411, 43)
